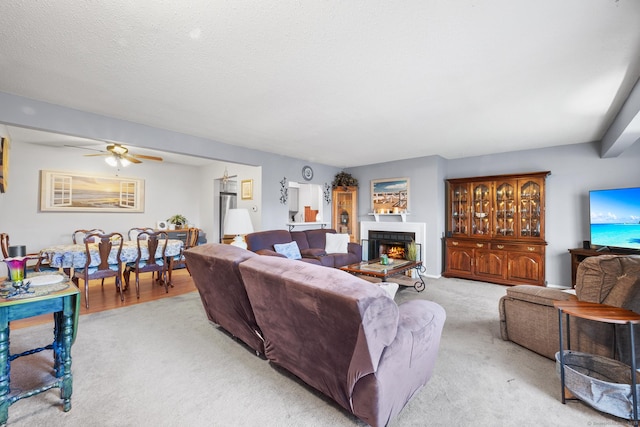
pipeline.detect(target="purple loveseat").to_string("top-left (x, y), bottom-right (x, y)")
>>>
top-left (245, 228), bottom-right (362, 268)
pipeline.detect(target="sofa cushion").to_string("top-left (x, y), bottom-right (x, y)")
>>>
top-left (305, 228), bottom-right (333, 249)
top-left (325, 233), bottom-right (349, 254)
top-left (273, 241), bottom-right (302, 260)
top-left (245, 229), bottom-right (294, 252)
top-left (300, 248), bottom-right (326, 257)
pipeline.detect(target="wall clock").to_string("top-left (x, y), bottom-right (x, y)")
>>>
top-left (302, 165), bottom-right (314, 181)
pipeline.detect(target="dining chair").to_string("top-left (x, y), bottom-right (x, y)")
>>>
top-left (1, 232), bottom-right (56, 273)
top-left (123, 230), bottom-right (169, 298)
top-left (72, 229), bottom-right (105, 244)
top-left (72, 232), bottom-right (124, 309)
top-left (127, 227), bottom-right (154, 241)
top-left (168, 227), bottom-right (199, 284)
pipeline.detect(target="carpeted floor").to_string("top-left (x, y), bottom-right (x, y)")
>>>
top-left (5, 276), bottom-right (629, 426)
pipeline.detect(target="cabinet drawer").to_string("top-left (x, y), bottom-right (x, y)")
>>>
top-left (447, 239), bottom-right (489, 249)
top-left (491, 242), bottom-right (544, 254)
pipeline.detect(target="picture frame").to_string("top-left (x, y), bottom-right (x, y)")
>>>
top-left (0, 136), bottom-right (8, 193)
top-left (371, 177), bottom-right (409, 213)
top-left (40, 170), bottom-right (145, 212)
top-left (241, 179), bottom-right (253, 200)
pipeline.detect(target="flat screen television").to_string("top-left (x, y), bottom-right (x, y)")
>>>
top-left (589, 186), bottom-right (640, 251)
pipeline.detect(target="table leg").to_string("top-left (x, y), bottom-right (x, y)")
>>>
top-left (0, 316), bottom-right (9, 426)
top-left (53, 297), bottom-right (75, 412)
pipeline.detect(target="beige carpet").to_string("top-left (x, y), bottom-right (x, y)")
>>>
top-left (5, 276), bottom-right (628, 426)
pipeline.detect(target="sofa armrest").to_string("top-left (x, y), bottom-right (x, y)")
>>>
top-left (504, 285), bottom-right (576, 307)
top-left (255, 249), bottom-right (286, 258)
top-left (348, 242), bottom-right (362, 259)
top-left (352, 299), bottom-right (445, 425)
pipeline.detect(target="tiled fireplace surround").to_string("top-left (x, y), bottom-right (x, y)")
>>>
top-left (360, 221), bottom-right (427, 265)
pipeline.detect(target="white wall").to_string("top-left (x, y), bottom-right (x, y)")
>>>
top-left (347, 141), bottom-right (640, 287)
top-left (0, 139), bottom-right (202, 252)
top-left (2, 92), bottom-right (640, 287)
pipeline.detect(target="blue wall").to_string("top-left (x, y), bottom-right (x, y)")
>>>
top-left (2, 91), bottom-right (639, 286)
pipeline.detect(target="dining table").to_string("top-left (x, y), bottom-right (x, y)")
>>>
top-left (39, 239), bottom-right (184, 270)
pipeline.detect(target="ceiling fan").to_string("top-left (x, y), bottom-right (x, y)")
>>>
top-left (81, 143), bottom-right (163, 166)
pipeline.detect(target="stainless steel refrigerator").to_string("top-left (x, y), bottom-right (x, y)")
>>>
top-left (218, 191), bottom-right (237, 243)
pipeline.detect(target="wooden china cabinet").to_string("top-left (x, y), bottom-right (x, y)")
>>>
top-left (443, 171), bottom-right (550, 286)
top-left (332, 186), bottom-right (358, 243)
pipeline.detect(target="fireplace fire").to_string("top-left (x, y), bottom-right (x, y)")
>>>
top-left (367, 230), bottom-right (415, 260)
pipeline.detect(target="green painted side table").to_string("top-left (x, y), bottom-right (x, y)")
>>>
top-left (0, 280), bottom-right (80, 426)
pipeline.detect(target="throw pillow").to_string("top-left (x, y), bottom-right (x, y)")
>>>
top-left (273, 241), bottom-right (302, 260)
top-left (325, 233), bottom-right (349, 254)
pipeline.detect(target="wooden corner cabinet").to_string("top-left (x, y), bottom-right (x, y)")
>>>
top-left (443, 171), bottom-right (550, 286)
top-left (332, 186), bottom-right (358, 242)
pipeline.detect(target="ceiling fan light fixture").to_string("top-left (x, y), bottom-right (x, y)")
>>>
top-left (109, 144), bottom-right (128, 156)
top-left (105, 156), bottom-right (118, 167)
top-left (119, 157), bottom-right (131, 167)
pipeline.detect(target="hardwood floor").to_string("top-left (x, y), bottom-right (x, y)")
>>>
top-left (11, 268), bottom-right (197, 330)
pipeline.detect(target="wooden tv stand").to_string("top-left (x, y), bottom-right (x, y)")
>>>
top-left (568, 248), bottom-right (634, 288)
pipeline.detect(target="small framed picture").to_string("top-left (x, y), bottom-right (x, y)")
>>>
top-left (241, 179), bottom-right (253, 200)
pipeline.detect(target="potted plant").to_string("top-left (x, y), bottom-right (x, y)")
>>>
top-left (406, 239), bottom-right (418, 261)
top-left (332, 171), bottom-right (358, 189)
top-left (167, 214), bottom-right (188, 230)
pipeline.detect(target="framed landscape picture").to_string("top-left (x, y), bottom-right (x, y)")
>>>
top-left (371, 177), bottom-right (409, 213)
top-left (40, 170), bottom-right (145, 212)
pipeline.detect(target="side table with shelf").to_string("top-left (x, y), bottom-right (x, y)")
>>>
top-left (554, 300), bottom-right (640, 426)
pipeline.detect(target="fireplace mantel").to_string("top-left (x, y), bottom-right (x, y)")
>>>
top-left (367, 213), bottom-right (410, 222)
top-left (360, 221), bottom-right (426, 264)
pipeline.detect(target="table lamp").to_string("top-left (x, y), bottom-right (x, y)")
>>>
top-left (224, 208), bottom-right (254, 249)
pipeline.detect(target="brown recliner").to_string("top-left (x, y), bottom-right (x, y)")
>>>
top-left (499, 255), bottom-right (640, 363)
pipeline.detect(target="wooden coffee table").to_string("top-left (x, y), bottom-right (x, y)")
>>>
top-left (339, 259), bottom-right (426, 292)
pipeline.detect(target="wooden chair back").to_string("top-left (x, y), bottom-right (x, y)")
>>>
top-left (73, 231), bottom-right (124, 308)
top-left (168, 228), bottom-right (199, 283)
top-left (72, 229), bottom-right (105, 244)
top-left (128, 227), bottom-right (155, 241)
top-left (134, 230), bottom-right (169, 270)
top-left (184, 228), bottom-right (200, 249)
top-left (124, 230), bottom-right (170, 298)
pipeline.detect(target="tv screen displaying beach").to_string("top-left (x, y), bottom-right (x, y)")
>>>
top-left (590, 187), bottom-right (640, 249)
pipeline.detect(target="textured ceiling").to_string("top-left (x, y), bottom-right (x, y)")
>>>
top-left (0, 1), bottom-right (639, 167)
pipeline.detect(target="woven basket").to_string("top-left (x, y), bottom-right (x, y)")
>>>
top-left (556, 350), bottom-right (640, 420)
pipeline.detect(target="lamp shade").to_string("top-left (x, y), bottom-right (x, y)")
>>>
top-left (224, 208), bottom-right (254, 236)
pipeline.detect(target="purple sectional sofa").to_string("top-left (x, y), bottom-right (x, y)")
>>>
top-left (183, 243), bottom-right (265, 355)
top-left (245, 228), bottom-right (362, 268)
top-left (184, 243), bottom-right (446, 427)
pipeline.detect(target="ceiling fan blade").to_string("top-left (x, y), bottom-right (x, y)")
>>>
top-left (132, 154), bottom-right (163, 162)
top-left (66, 144), bottom-right (105, 153)
top-left (122, 153), bottom-right (142, 164)
top-left (84, 153), bottom-right (110, 157)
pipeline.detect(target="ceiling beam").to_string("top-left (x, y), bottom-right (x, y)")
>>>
top-left (601, 76), bottom-right (640, 158)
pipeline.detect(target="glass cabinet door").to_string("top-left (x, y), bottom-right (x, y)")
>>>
top-left (519, 179), bottom-right (542, 238)
top-left (494, 180), bottom-right (516, 237)
top-left (450, 184), bottom-right (469, 235)
top-left (471, 182), bottom-right (491, 236)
